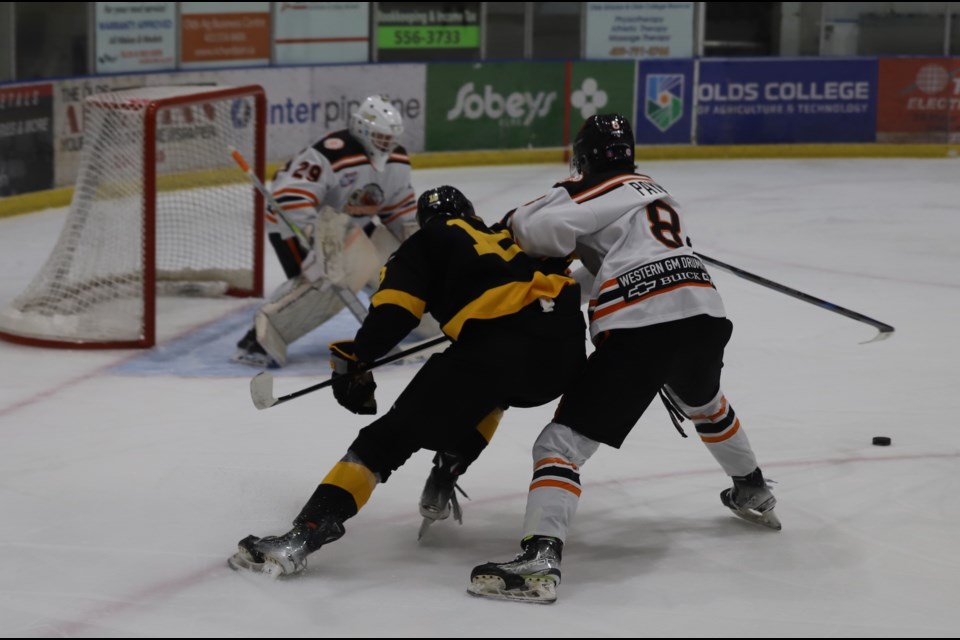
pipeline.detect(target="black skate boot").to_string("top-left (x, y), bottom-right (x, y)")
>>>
top-left (232, 327), bottom-right (276, 368)
top-left (468, 536), bottom-right (563, 604)
top-left (227, 515), bottom-right (345, 577)
top-left (417, 452), bottom-right (469, 540)
top-left (720, 467), bottom-right (782, 530)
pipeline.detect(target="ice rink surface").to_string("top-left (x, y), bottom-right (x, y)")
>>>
top-left (0, 158), bottom-right (958, 638)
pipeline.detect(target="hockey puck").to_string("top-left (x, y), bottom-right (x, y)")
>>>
top-left (872, 436), bottom-right (892, 446)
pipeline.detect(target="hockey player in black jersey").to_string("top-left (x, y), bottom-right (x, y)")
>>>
top-left (469, 114), bottom-right (780, 604)
top-left (228, 185), bottom-right (587, 578)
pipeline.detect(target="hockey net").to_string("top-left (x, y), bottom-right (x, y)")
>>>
top-left (0, 85), bottom-right (266, 348)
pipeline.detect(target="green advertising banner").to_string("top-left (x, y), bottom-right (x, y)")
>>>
top-left (568, 62), bottom-right (637, 144)
top-left (378, 25), bottom-right (480, 49)
top-left (426, 62), bottom-right (566, 151)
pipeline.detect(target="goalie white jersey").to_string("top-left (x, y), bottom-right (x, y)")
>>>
top-left (269, 130), bottom-right (417, 241)
top-left (508, 171), bottom-right (726, 340)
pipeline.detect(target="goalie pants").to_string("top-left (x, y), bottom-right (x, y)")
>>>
top-left (297, 293), bottom-right (587, 524)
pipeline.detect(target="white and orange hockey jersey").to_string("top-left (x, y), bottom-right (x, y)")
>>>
top-left (268, 130), bottom-right (417, 242)
top-left (508, 170), bottom-right (726, 340)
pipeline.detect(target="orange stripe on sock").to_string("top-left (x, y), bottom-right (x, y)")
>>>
top-left (530, 479), bottom-right (582, 497)
top-left (691, 396), bottom-right (727, 421)
top-left (535, 457), bottom-right (579, 471)
top-left (700, 418), bottom-right (741, 443)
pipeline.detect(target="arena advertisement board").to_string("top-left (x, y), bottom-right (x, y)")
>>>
top-left (376, 2), bottom-right (481, 63)
top-left (585, 2), bottom-right (695, 60)
top-left (569, 62), bottom-right (636, 146)
top-left (53, 75), bottom-right (148, 187)
top-left (634, 58), bottom-right (694, 144)
top-left (145, 65), bottom-right (426, 162)
top-left (95, 2), bottom-right (176, 74)
top-left (697, 59), bottom-right (877, 144)
top-left (877, 58), bottom-right (960, 143)
top-left (180, 2), bottom-right (271, 69)
top-left (272, 2), bottom-right (369, 65)
top-left (0, 83), bottom-right (54, 196)
top-left (425, 62), bottom-right (565, 151)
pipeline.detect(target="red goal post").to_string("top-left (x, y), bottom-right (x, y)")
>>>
top-left (0, 84), bottom-right (267, 349)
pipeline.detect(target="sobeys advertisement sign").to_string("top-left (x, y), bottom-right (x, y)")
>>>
top-left (426, 62), bottom-right (565, 151)
top-left (568, 62), bottom-right (636, 145)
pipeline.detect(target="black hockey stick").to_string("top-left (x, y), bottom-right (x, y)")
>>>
top-left (249, 335), bottom-right (450, 410)
top-left (695, 252), bottom-right (895, 343)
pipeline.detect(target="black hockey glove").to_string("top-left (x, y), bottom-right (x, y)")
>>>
top-left (329, 341), bottom-right (377, 415)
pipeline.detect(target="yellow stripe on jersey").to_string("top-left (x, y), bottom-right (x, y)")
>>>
top-left (321, 461), bottom-right (379, 510)
top-left (476, 407), bottom-right (504, 443)
top-left (370, 288), bottom-right (427, 319)
top-left (442, 272), bottom-right (573, 340)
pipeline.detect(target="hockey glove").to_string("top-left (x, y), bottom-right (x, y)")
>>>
top-left (329, 341), bottom-right (377, 415)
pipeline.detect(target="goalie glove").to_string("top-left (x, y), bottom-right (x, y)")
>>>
top-left (329, 341), bottom-right (377, 415)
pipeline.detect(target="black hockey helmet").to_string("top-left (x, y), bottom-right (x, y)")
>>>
top-left (416, 185), bottom-right (476, 227)
top-left (571, 113), bottom-right (635, 175)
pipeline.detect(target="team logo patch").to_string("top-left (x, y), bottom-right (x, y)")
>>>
top-left (345, 183), bottom-right (385, 215)
top-left (589, 254), bottom-right (714, 322)
top-left (324, 138), bottom-right (345, 150)
top-left (645, 74), bottom-right (684, 132)
top-left (339, 171), bottom-right (358, 188)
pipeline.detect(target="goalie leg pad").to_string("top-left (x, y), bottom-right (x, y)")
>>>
top-left (255, 277), bottom-right (345, 366)
top-left (364, 223), bottom-right (402, 290)
top-left (341, 225), bottom-right (384, 292)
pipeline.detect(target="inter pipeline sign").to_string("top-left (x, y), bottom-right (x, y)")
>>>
top-left (696, 59), bottom-right (877, 144)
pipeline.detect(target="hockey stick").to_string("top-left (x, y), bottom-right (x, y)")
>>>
top-left (695, 252), bottom-right (895, 343)
top-left (250, 335), bottom-right (450, 409)
top-left (228, 146), bottom-right (369, 323)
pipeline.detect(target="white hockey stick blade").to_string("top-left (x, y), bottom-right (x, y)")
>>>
top-left (467, 576), bottom-right (558, 604)
top-left (861, 328), bottom-right (895, 345)
top-left (250, 372), bottom-right (278, 410)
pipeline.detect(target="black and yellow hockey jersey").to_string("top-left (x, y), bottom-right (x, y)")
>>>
top-left (352, 215), bottom-right (578, 362)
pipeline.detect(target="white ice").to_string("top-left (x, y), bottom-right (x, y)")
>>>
top-left (1, 159), bottom-right (958, 638)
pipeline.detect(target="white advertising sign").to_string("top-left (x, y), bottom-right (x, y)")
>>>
top-left (586, 2), bottom-right (694, 59)
top-left (273, 2), bottom-right (370, 65)
top-left (145, 64), bottom-right (426, 161)
top-left (95, 2), bottom-right (176, 74)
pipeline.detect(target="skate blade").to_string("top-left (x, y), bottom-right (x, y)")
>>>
top-left (417, 508), bottom-right (452, 540)
top-left (467, 575), bottom-right (558, 604)
top-left (231, 350), bottom-right (276, 369)
top-left (227, 551), bottom-right (285, 578)
top-left (417, 517), bottom-right (433, 540)
top-left (729, 506), bottom-right (782, 531)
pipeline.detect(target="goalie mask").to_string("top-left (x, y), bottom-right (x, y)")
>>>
top-left (349, 96), bottom-right (404, 172)
top-left (416, 186), bottom-right (476, 228)
top-left (571, 113), bottom-right (635, 176)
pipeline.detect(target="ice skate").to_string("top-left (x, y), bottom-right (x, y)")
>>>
top-left (720, 467), bottom-right (782, 530)
top-left (417, 453), bottom-right (468, 540)
top-left (232, 328), bottom-right (277, 368)
top-left (227, 517), bottom-right (345, 577)
top-left (468, 536), bottom-right (562, 604)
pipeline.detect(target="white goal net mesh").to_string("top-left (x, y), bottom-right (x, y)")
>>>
top-left (0, 85), bottom-right (264, 347)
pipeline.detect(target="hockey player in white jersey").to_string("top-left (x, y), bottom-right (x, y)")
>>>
top-left (468, 114), bottom-right (780, 604)
top-left (234, 95), bottom-right (436, 368)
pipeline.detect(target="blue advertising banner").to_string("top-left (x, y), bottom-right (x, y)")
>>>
top-left (696, 59), bottom-right (877, 144)
top-left (635, 59), bottom-right (694, 144)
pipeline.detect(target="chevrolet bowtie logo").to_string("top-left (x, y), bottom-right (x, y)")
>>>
top-left (626, 280), bottom-right (656, 299)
